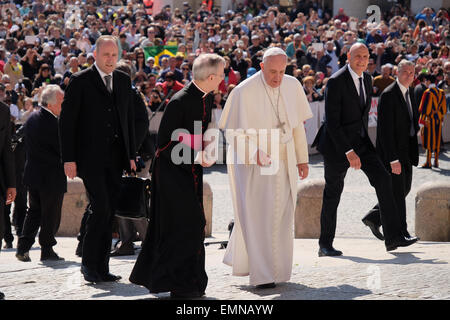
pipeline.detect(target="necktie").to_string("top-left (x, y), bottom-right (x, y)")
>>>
top-left (405, 89), bottom-right (415, 136)
top-left (359, 77), bottom-right (366, 137)
top-left (358, 77), bottom-right (365, 109)
top-left (104, 75), bottom-right (112, 93)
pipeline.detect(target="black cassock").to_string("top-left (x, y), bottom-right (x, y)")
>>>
top-left (129, 82), bottom-right (212, 294)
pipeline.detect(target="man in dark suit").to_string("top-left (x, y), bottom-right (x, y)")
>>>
top-left (16, 85), bottom-right (66, 262)
top-left (0, 98), bottom-right (16, 300)
top-left (362, 60), bottom-right (419, 240)
top-left (59, 35), bottom-right (136, 283)
top-left (312, 43), bottom-right (418, 256)
top-left (414, 73), bottom-right (431, 107)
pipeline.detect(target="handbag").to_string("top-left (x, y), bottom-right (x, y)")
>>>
top-left (115, 175), bottom-right (151, 220)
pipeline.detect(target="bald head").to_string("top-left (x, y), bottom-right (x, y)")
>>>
top-left (347, 43), bottom-right (369, 76)
top-left (348, 43), bottom-right (368, 55)
top-left (95, 35), bottom-right (119, 54)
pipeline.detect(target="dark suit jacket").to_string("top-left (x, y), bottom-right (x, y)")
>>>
top-left (132, 87), bottom-right (149, 152)
top-left (376, 81), bottom-right (419, 167)
top-left (0, 101), bottom-right (15, 196)
top-left (414, 83), bottom-right (427, 109)
top-left (59, 65), bottom-right (136, 177)
top-left (23, 108), bottom-right (67, 192)
top-left (312, 65), bottom-right (373, 159)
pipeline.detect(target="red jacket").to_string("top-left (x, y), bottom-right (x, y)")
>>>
top-left (161, 80), bottom-right (184, 97)
top-left (218, 67), bottom-right (238, 94)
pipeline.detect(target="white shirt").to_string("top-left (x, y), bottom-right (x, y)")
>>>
top-left (348, 64), bottom-right (366, 99)
top-left (396, 78), bottom-right (412, 108)
top-left (94, 62), bottom-right (113, 90)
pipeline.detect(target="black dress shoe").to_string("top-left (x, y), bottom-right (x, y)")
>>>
top-left (170, 291), bottom-right (204, 299)
top-left (362, 218), bottom-right (384, 241)
top-left (41, 249), bottom-right (64, 261)
top-left (256, 282), bottom-right (276, 289)
top-left (99, 273), bottom-right (122, 282)
top-left (81, 265), bottom-right (102, 283)
top-left (318, 247), bottom-right (343, 257)
top-left (0, 291), bottom-right (4, 300)
top-left (385, 236), bottom-right (418, 251)
top-left (16, 252), bottom-right (31, 262)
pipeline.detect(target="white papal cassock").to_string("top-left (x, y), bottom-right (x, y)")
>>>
top-left (218, 71), bottom-right (312, 285)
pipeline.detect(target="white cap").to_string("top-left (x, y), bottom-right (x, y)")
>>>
top-left (262, 47), bottom-right (287, 63)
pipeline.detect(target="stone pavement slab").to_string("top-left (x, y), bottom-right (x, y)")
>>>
top-left (0, 236), bottom-right (449, 300)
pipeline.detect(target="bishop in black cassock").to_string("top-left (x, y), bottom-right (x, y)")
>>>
top-left (129, 80), bottom-right (215, 298)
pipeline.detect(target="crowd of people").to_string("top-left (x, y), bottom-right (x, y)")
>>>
top-left (0, 0), bottom-right (449, 300)
top-left (0, 1), bottom-right (448, 118)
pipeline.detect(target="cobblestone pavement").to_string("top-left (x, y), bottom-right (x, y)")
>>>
top-left (0, 145), bottom-right (449, 300)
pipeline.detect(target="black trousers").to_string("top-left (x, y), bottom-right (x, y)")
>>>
top-left (17, 188), bottom-right (64, 253)
top-left (363, 161), bottom-right (413, 236)
top-left (2, 142), bottom-right (27, 243)
top-left (80, 145), bottom-right (123, 275)
top-left (0, 196), bottom-right (4, 251)
top-left (319, 141), bottom-right (403, 248)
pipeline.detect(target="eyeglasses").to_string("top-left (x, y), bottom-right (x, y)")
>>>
top-left (182, 67), bottom-right (190, 71)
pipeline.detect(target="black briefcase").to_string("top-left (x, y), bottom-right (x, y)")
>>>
top-left (115, 176), bottom-right (151, 220)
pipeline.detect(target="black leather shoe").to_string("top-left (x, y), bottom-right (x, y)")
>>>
top-left (99, 273), bottom-right (122, 282)
top-left (41, 249), bottom-right (64, 261)
top-left (385, 236), bottom-right (418, 251)
top-left (81, 265), bottom-right (102, 283)
top-left (318, 247), bottom-right (343, 257)
top-left (16, 252), bottom-right (31, 262)
top-left (170, 291), bottom-right (204, 299)
top-left (402, 231), bottom-right (419, 241)
top-left (362, 218), bottom-right (384, 241)
top-left (0, 291), bottom-right (4, 300)
top-left (256, 282), bottom-right (276, 289)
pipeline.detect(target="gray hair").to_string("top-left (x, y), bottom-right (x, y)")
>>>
top-left (192, 53), bottom-right (225, 81)
top-left (262, 47), bottom-right (287, 63)
top-left (40, 85), bottom-right (63, 107)
top-left (397, 59), bottom-right (415, 72)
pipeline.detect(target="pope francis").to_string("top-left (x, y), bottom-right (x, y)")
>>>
top-left (218, 47), bottom-right (312, 288)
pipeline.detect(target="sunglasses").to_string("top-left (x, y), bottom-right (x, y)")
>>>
top-left (182, 67), bottom-right (189, 70)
